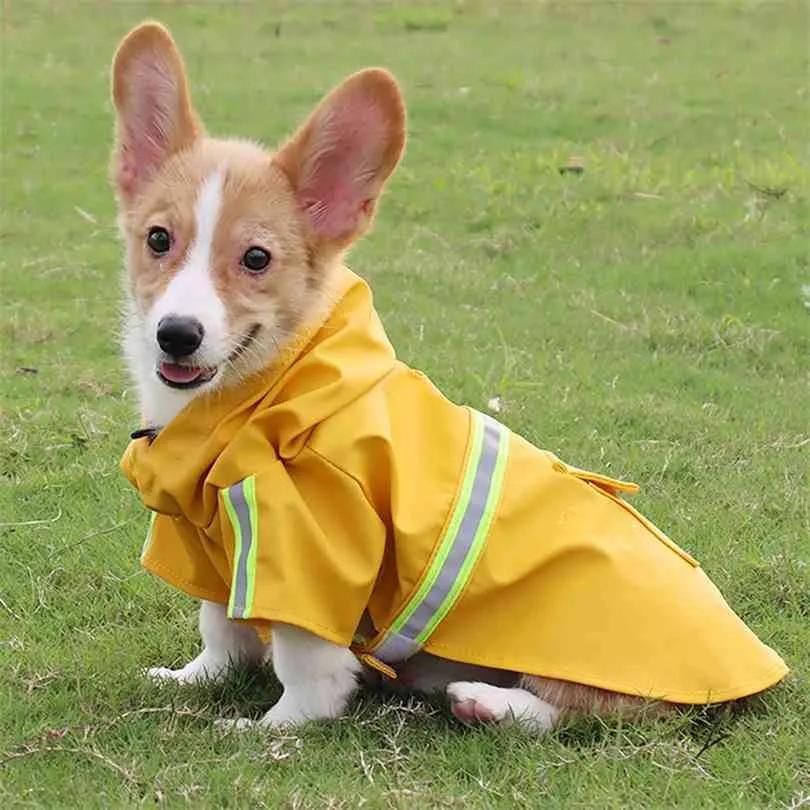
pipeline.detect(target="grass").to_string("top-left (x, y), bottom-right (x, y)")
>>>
top-left (1, 0), bottom-right (808, 806)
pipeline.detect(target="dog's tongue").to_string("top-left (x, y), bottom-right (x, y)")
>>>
top-left (159, 362), bottom-right (204, 384)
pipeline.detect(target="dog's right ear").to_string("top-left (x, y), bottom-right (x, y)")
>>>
top-left (111, 22), bottom-right (200, 202)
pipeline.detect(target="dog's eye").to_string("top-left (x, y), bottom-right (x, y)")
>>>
top-left (147, 227), bottom-right (171, 255)
top-left (242, 247), bottom-right (271, 274)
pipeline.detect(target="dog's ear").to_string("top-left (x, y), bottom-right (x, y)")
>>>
top-left (111, 21), bottom-right (200, 202)
top-left (274, 68), bottom-right (406, 250)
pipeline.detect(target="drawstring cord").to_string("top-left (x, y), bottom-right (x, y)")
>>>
top-left (351, 641), bottom-right (397, 680)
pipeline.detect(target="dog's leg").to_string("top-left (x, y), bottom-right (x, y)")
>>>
top-left (521, 674), bottom-right (675, 718)
top-left (147, 599), bottom-right (265, 684)
top-left (396, 653), bottom-right (518, 695)
top-left (446, 681), bottom-right (561, 734)
top-left (222, 623), bottom-right (361, 731)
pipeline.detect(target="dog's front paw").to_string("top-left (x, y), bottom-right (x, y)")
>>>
top-left (215, 706), bottom-right (304, 733)
top-left (215, 717), bottom-right (255, 733)
top-left (144, 662), bottom-right (214, 685)
top-left (144, 652), bottom-right (231, 685)
top-left (256, 702), bottom-right (308, 729)
top-left (145, 665), bottom-right (192, 683)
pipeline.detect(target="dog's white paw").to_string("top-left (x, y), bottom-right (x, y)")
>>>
top-left (446, 681), bottom-right (560, 733)
top-left (145, 665), bottom-right (194, 683)
top-left (144, 662), bottom-right (219, 685)
top-left (214, 705), bottom-right (305, 733)
top-left (256, 700), bottom-right (309, 729)
top-left (215, 717), bottom-right (255, 733)
top-left (144, 654), bottom-right (231, 685)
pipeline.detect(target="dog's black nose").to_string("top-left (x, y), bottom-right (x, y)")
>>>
top-left (156, 316), bottom-right (204, 357)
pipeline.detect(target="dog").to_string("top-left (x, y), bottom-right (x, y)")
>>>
top-left (111, 22), bottom-right (787, 732)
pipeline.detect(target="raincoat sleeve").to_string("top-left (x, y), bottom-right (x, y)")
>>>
top-left (141, 512), bottom-right (231, 604)
top-left (216, 446), bottom-right (387, 647)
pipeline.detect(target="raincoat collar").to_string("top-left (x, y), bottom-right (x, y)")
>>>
top-left (122, 266), bottom-right (397, 521)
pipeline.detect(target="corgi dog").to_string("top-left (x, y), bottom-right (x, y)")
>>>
top-left (111, 22), bottom-right (786, 732)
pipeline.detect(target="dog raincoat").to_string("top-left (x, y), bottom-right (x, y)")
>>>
top-left (122, 268), bottom-right (788, 704)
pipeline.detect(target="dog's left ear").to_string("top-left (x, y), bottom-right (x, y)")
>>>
top-left (274, 69), bottom-right (406, 250)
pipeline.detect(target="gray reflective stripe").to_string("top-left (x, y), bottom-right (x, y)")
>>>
top-left (372, 632), bottom-right (420, 663)
top-left (373, 413), bottom-right (508, 663)
top-left (225, 480), bottom-right (254, 619)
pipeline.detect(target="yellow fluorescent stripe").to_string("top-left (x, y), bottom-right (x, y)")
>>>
top-left (140, 511), bottom-right (158, 562)
top-left (243, 476), bottom-right (259, 617)
top-left (383, 412), bottom-right (485, 639)
top-left (221, 487), bottom-right (242, 617)
top-left (415, 423), bottom-right (509, 644)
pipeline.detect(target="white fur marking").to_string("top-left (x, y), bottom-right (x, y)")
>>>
top-left (134, 169), bottom-right (228, 427)
top-left (150, 168), bottom-right (226, 339)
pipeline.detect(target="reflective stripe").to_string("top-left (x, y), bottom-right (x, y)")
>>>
top-left (140, 511), bottom-right (158, 562)
top-left (372, 410), bottom-right (510, 663)
top-left (222, 476), bottom-right (259, 619)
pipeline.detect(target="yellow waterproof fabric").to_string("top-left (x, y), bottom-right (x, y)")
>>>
top-left (123, 267), bottom-right (788, 704)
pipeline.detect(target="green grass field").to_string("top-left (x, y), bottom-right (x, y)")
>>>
top-left (1, 1), bottom-right (808, 807)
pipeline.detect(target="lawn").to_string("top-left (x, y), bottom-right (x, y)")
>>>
top-left (1, 1), bottom-right (808, 807)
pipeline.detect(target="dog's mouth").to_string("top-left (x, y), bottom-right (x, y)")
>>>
top-left (157, 362), bottom-right (217, 389)
top-left (155, 325), bottom-right (261, 390)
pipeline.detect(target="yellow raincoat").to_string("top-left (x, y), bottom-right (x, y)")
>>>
top-left (123, 267), bottom-right (787, 704)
